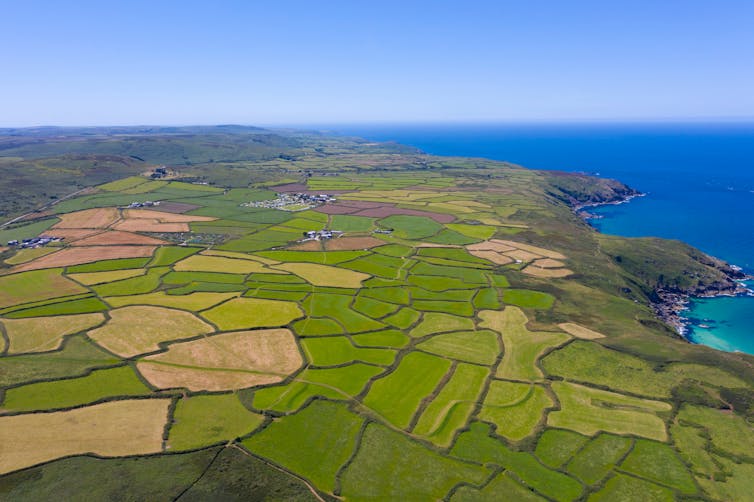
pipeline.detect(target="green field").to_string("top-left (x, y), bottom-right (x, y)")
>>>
top-left (567, 433), bottom-right (633, 485)
top-left (363, 352), bottom-right (452, 429)
top-left (243, 400), bottom-right (363, 493)
top-left (479, 307), bottom-right (570, 381)
top-left (480, 381), bottom-right (553, 441)
top-left (549, 382), bottom-right (671, 441)
top-left (417, 329), bottom-right (500, 365)
top-left (535, 429), bottom-right (590, 469)
top-left (0, 269), bottom-right (87, 309)
top-left (1, 366), bottom-right (150, 412)
top-left (301, 336), bottom-right (396, 366)
top-left (0, 337), bottom-right (120, 387)
top-left (252, 364), bottom-right (385, 412)
top-left (451, 422), bottom-right (584, 502)
top-left (2, 131), bottom-right (754, 500)
top-left (201, 297), bottom-right (303, 330)
top-left (340, 422), bottom-right (489, 500)
top-left (412, 363), bottom-right (488, 446)
top-left (168, 394), bottom-right (265, 451)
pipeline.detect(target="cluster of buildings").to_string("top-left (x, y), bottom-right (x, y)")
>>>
top-left (302, 229), bottom-right (343, 241)
top-left (7, 235), bottom-right (63, 248)
top-left (150, 167), bottom-right (169, 179)
top-left (127, 201), bottom-right (160, 208)
top-left (243, 192), bottom-right (336, 211)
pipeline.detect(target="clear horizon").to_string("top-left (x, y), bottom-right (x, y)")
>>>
top-left (2, 1), bottom-right (753, 126)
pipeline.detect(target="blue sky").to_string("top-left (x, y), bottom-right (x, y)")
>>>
top-left (1, 1), bottom-right (753, 126)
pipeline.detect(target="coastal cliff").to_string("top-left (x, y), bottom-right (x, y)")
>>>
top-left (542, 170), bottom-right (748, 336)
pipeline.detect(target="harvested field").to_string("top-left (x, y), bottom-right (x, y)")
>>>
top-left (45, 228), bottom-right (103, 241)
top-left (137, 329), bottom-right (303, 391)
top-left (467, 240), bottom-right (516, 253)
top-left (154, 201), bottom-right (200, 213)
top-left (12, 246), bottom-right (156, 272)
top-left (70, 231), bottom-right (167, 247)
top-left (358, 205), bottom-right (455, 223)
top-left (113, 219), bottom-right (190, 233)
top-left (288, 240), bottom-right (323, 251)
top-left (174, 255), bottom-right (278, 274)
top-left (88, 306), bottom-right (215, 357)
top-left (3, 313), bottom-right (105, 354)
top-left (325, 236), bottom-right (384, 250)
top-left (273, 262), bottom-right (370, 288)
top-left (466, 249), bottom-right (514, 265)
top-left (491, 239), bottom-right (566, 260)
top-left (558, 323), bottom-right (605, 339)
top-left (533, 258), bottom-right (566, 268)
top-left (506, 249), bottom-right (542, 262)
top-left (0, 399), bottom-right (170, 475)
top-left (522, 266), bottom-right (573, 278)
top-left (123, 209), bottom-right (215, 223)
top-left (53, 208), bottom-right (120, 229)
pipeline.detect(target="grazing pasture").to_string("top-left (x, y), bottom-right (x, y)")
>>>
top-left (479, 307), bottom-right (570, 381)
top-left (363, 351), bottom-right (451, 429)
top-left (549, 381), bottom-right (671, 441)
top-left (201, 297), bottom-right (303, 330)
top-left (168, 394), bottom-right (265, 451)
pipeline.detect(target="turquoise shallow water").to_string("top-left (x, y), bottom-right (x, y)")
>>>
top-left (327, 123), bottom-right (754, 354)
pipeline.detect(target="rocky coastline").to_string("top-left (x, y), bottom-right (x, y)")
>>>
top-left (559, 174), bottom-right (753, 340)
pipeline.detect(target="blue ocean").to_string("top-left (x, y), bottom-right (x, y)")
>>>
top-left (329, 123), bottom-right (754, 354)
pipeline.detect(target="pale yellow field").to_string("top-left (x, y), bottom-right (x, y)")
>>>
top-left (558, 323), bottom-right (606, 340)
top-left (521, 266), bottom-right (574, 278)
top-left (272, 262), bottom-right (370, 288)
top-left (122, 209), bottom-right (215, 222)
top-left (137, 329), bottom-right (303, 391)
top-left (88, 306), bottom-right (215, 357)
top-left (467, 249), bottom-right (514, 265)
top-left (103, 291), bottom-right (240, 311)
top-left (68, 268), bottom-right (145, 285)
top-left (53, 208), bottom-right (120, 229)
top-left (174, 255), bottom-right (281, 274)
top-left (113, 219), bottom-right (190, 233)
top-left (532, 258), bottom-right (567, 268)
top-left (203, 250), bottom-right (280, 265)
top-left (490, 239), bottom-right (567, 260)
top-left (467, 240), bottom-right (516, 253)
top-left (0, 399), bottom-right (170, 475)
top-left (13, 246), bottom-right (156, 272)
top-left (3, 313), bottom-right (105, 354)
top-left (505, 249), bottom-right (542, 262)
